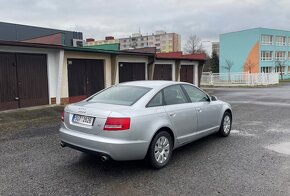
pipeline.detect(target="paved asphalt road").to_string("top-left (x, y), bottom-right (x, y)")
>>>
top-left (1, 84), bottom-right (290, 196)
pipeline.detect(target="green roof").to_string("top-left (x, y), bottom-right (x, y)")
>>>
top-left (83, 43), bottom-right (120, 51)
top-left (63, 45), bottom-right (154, 56)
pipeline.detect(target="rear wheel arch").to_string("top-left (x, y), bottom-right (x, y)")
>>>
top-left (146, 127), bottom-right (175, 169)
top-left (148, 127), bottom-right (175, 150)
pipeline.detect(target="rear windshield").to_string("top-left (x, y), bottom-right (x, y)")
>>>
top-left (87, 85), bottom-right (152, 106)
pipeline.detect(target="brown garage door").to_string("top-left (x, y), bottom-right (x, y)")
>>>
top-left (153, 64), bottom-right (172, 80)
top-left (119, 62), bottom-right (145, 83)
top-left (68, 59), bottom-right (104, 103)
top-left (17, 54), bottom-right (49, 108)
top-left (180, 65), bottom-right (194, 83)
top-left (0, 53), bottom-right (18, 110)
top-left (0, 52), bottom-right (48, 111)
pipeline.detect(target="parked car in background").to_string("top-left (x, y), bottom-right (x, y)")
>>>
top-left (60, 81), bottom-right (232, 169)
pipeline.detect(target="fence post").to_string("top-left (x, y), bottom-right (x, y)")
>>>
top-left (210, 72), bottom-right (213, 85)
top-left (247, 72), bottom-right (250, 86)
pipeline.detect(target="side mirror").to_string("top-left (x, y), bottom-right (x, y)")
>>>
top-left (211, 95), bottom-right (218, 101)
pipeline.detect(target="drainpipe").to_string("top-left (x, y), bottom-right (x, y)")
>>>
top-left (147, 56), bottom-right (156, 80)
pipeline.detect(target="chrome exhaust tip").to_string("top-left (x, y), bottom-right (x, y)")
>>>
top-left (101, 155), bottom-right (109, 162)
top-left (60, 141), bottom-right (66, 147)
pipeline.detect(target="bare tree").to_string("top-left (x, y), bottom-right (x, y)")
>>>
top-left (184, 34), bottom-right (204, 54)
top-left (275, 60), bottom-right (285, 80)
top-left (223, 59), bottom-right (234, 81)
top-left (244, 60), bottom-right (256, 74)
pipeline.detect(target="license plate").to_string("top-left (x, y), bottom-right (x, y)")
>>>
top-left (73, 114), bottom-right (95, 126)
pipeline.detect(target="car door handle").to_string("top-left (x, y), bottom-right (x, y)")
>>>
top-left (197, 108), bottom-right (202, 112)
top-left (169, 113), bottom-right (176, 117)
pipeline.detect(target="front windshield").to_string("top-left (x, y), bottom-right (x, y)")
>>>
top-left (87, 85), bottom-right (152, 106)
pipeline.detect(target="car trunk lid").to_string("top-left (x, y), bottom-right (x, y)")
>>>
top-left (64, 102), bottom-right (129, 135)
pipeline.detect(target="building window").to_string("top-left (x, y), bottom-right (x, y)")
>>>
top-left (275, 51), bottom-right (286, 61)
top-left (275, 66), bottom-right (285, 74)
top-left (261, 51), bottom-right (273, 61)
top-left (261, 67), bottom-right (273, 73)
top-left (288, 52), bottom-right (290, 60)
top-left (261, 35), bottom-right (273, 45)
top-left (288, 66), bottom-right (290, 74)
top-left (276, 36), bottom-right (286, 46)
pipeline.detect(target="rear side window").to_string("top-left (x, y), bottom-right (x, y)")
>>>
top-left (147, 91), bottom-right (163, 107)
top-left (87, 85), bottom-right (151, 106)
top-left (163, 85), bottom-right (187, 105)
top-left (182, 85), bottom-right (209, 102)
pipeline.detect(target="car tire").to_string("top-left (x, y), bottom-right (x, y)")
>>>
top-left (218, 111), bottom-right (232, 137)
top-left (147, 131), bottom-right (173, 169)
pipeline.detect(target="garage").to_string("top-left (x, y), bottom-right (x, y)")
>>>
top-left (153, 64), bottom-right (172, 80)
top-left (180, 65), bottom-right (194, 83)
top-left (0, 52), bottom-right (49, 111)
top-left (118, 62), bottom-right (146, 83)
top-left (67, 58), bottom-right (104, 103)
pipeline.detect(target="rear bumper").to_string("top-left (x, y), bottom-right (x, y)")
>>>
top-left (59, 127), bottom-right (149, 161)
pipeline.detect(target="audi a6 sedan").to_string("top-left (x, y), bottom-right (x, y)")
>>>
top-left (60, 81), bottom-right (232, 169)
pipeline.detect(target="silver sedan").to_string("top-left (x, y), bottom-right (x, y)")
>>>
top-left (60, 81), bottom-right (232, 169)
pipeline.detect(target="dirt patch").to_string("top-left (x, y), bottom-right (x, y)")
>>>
top-left (0, 105), bottom-right (64, 134)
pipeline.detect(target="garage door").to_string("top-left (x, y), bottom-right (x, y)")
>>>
top-left (0, 52), bottom-right (49, 111)
top-left (67, 59), bottom-right (104, 103)
top-left (180, 65), bottom-right (194, 83)
top-left (153, 64), bottom-right (172, 80)
top-left (119, 62), bottom-right (145, 83)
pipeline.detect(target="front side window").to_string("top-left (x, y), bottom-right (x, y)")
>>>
top-left (163, 85), bottom-right (187, 105)
top-left (88, 85), bottom-right (151, 106)
top-left (182, 85), bottom-right (209, 102)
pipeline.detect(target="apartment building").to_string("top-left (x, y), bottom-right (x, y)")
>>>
top-left (85, 36), bottom-right (120, 46)
top-left (212, 42), bottom-right (220, 56)
top-left (119, 31), bottom-right (181, 53)
top-left (220, 28), bottom-right (290, 78)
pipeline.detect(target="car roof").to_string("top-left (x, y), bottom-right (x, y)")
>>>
top-left (118, 80), bottom-right (191, 88)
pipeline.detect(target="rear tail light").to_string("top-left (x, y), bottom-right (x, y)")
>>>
top-left (61, 111), bottom-right (64, 122)
top-left (104, 117), bottom-right (130, 131)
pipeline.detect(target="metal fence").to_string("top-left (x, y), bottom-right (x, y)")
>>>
top-left (201, 72), bottom-right (279, 86)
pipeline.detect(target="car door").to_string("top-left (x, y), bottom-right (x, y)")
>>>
top-left (163, 85), bottom-right (198, 144)
top-left (182, 84), bottom-right (220, 133)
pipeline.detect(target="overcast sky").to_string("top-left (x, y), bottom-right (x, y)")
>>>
top-left (1, 0), bottom-right (290, 52)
